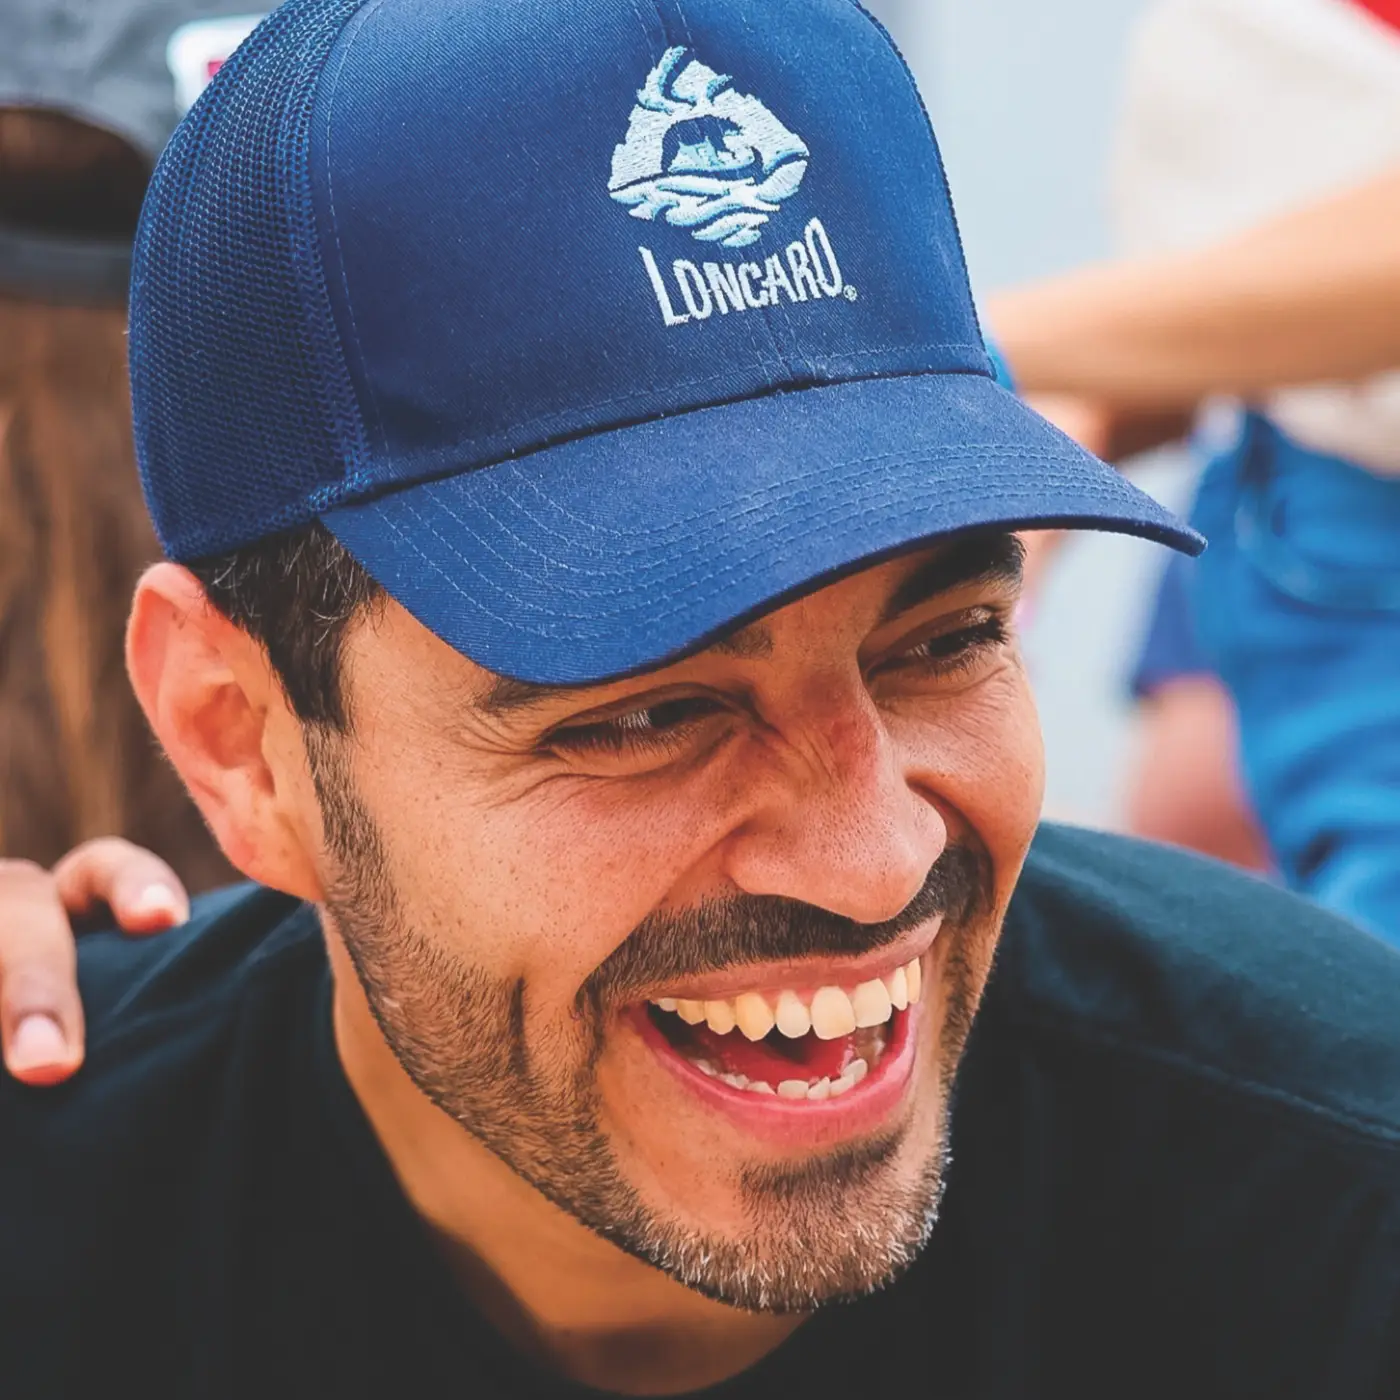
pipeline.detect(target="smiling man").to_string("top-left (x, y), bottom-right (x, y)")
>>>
top-left (3, 0), bottom-right (1399, 1396)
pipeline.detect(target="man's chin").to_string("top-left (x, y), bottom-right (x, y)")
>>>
top-left (577, 927), bottom-right (995, 1312)
top-left (603, 1114), bottom-right (950, 1315)
top-left (593, 999), bottom-right (956, 1312)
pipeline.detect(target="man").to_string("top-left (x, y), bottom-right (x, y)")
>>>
top-left (2, 1), bottom-right (1398, 1395)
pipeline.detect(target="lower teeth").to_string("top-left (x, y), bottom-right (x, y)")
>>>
top-left (691, 1054), bottom-right (872, 1100)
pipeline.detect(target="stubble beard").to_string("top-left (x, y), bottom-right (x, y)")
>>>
top-left (309, 736), bottom-right (991, 1313)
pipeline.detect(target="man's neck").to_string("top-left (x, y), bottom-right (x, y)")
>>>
top-left (325, 934), bottom-right (802, 1395)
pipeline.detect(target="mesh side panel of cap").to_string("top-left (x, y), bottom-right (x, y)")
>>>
top-left (129, 0), bottom-right (370, 561)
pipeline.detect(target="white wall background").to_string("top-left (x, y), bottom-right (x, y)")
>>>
top-left (874, 0), bottom-right (1148, 289)
top-left (864, 0), bottom-right (1187, 827)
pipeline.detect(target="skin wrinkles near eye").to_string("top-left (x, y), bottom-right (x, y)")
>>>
top-left (551, 609), bottom-right (1014, 761)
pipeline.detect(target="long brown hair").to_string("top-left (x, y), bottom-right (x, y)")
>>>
top-left (0, 110), bottom-right (231, 890)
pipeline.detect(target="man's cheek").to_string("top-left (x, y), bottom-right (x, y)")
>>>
top-left (429, 814), bottom-right (723, 997)
top-left (905, 684), bottom-right (1042, 827)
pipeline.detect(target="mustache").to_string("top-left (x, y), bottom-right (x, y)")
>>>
top-left (583, 844), bottom-right (992, 1008)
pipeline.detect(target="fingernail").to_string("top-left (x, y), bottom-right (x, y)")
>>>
top-left (130, 884), bottom-right (187, 924)
top-left (8, 1014), bottom-right (69, 1072)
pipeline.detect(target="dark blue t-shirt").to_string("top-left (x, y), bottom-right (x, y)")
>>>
top-left (3, 824), bottom-right (1398, 1397)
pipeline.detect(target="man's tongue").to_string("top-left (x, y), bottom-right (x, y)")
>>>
top-left (683, 1021), bottom-right (858, 1083)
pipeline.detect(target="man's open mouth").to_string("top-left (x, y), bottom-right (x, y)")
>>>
top-left (641, 959), bottom-right (922, 1103)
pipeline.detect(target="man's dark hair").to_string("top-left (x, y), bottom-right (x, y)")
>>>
top-left (188, 521), bottom-right (382, 731)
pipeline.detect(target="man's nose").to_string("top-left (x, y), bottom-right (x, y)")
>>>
top-left (721, 685), bottom-right (948, 925)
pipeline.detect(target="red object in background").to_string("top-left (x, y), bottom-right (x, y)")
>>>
top-left (207, 59), bottom-right (224, 80)
top-left (1349, 0), bottom-right (1400, 34)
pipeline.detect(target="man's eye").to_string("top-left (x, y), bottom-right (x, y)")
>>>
top-left (889, 616), bottom-right (1009, 676)
top-left (548, 696), bottom-right (724, 755)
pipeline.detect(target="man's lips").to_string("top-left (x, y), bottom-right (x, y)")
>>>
top-left (632, 991), bottom-right (922, 1143)
top-left (628, 927), bottom-right (935, 1125)
top-left (600, 921), bottom-right (944, 1145)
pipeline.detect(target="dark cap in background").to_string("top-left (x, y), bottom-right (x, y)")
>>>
top-left (0, 2), bottom-right (263, 303)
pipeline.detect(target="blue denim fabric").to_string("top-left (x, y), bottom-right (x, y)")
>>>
top-left (1189, 414), bottom-right (1400, 946)
top-left (1129, 548), bottom-right (1211, 700)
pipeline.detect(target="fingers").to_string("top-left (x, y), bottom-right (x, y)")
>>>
top-left (52, 838), bottom-right (190, 935)
top-left (1, 841), bottom-right (189, 1087)
top-left (0, 860), bottom-right (85, 1085)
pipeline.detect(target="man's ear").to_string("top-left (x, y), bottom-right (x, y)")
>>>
top-left (126, 563), bottom-right (323, 902)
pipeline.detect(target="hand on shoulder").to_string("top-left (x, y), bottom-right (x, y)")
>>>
top-left (0, 840), bottom-right (188, 1085)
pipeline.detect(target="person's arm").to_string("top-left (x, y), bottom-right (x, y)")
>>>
top-left (989, 165), bottom-right (1400, 408)
top-left (0, 841), bottom-right (189, 1084)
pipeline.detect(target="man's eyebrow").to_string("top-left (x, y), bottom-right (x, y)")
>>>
top-left (474, 622), bottom-right (776, 717)
top-left (878, 532), bottom-right (1026, 625)
top-left (707, 621), bottom-right (774, 660)
top-left (476, 673), bottom-right (581, 716)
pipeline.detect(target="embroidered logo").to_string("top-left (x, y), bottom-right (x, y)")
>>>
top-left (609, 47), bottom-right (810, 250)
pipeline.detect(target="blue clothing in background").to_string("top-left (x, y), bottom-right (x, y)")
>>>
top-left (1129, 548), bottom-right (1211, 700)
top-left (1190, 414), bottom-right (1400, 946)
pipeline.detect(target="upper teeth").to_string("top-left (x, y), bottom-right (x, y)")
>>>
top-left (652, 958), bottom-right (923, 1040)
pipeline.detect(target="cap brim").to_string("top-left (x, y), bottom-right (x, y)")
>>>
top-left (323, 372), bottom-right (1202, 685)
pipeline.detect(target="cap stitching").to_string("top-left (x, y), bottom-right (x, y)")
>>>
top-left (474, 458), bottom-right (1135, 589)
top-left (376, 447), bottom-right (1133, 615)
top-left (494, 443), bottom-right (1099, 549)
top-left (370, 465), bottom-right (1177, 642)
top-left (652, 0), bottom-right (818, 374)
top-left (164, 363), bottom-right (969, 559)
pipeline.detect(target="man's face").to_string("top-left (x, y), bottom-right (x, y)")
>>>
top-left (308, 534), bottom-right (1043, 1312)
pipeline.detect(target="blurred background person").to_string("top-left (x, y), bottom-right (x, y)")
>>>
top-left (0, 3), bottom-right (261, 892)
top-left (989, 0), bottom-right (1400, 942)
top-left (866, 0), bottom-right (1266, 853)
top-left (1122, 552), bottom-right (1271, 872)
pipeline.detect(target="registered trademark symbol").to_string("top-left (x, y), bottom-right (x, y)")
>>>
top-left (843, 285), bottom-right (859, 301)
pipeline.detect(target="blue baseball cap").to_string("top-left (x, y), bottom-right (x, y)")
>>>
top-left (130, 0), bottom-right (1200, 685)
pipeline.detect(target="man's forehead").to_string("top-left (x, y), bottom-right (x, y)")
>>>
top-left (471, 531), bottom-right (1023, 717)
